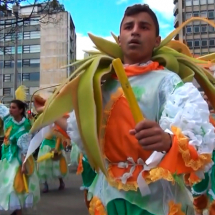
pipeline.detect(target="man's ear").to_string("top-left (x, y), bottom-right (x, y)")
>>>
top-left (155, 36), bottom-right (161, 48)
top-left (118, 36), bottom-right (121, 47)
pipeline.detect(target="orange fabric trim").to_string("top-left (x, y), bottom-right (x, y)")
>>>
top-left (159, 126), bottom-right (211, 175)
top-left (143, 167), bottom-right (175, 185)
top-left (209, 115), bottom-right (215, 127)
top-left (112, 61), bottom-right (164, 79)
top-left (102, 89), bottom-right (152, 191)
top-left (168, 201), bottom-right (185, 215)
top-left (89, 197), bottom-right (107, 215)
top-left (209, 201), bottom-right (215, 215)
top-left (54, 124), bottom-right (70, 140)
top-left (76, 153), bottom-right (84, 175)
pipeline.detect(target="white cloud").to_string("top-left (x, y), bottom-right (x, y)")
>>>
top-left (76, 33), bottom-right (116, 60)
top-left (143, 0), bottom-right (174, 19)
top-left (116, 0), bottom-right (128, 5)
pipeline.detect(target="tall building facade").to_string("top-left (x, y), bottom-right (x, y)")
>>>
top-left (0, 3), bottom-right (76, 104)
top-left (174, 0), bottom-right (215, 56)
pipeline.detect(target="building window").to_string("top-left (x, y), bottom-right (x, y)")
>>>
top-left (3, 74), bottom-right (11, 82)
top-left (0, 61), bottom-right (3, 68)
top-left (193, 0), bottom-right (199, 5)
top-left (200, 11), bottom-right (207, 18)
top-left (4, 47), bottom-right (12, 54)
top-left (25, 88), bottom-right (30, 95)
top-left (186, 13), bottom-right (192, 20)
top-left (23, 45), bottom-right (30, 53)
top-left (30, 31), bottom-right (40, 39)
top-left (186, 0), bottom-right (192, 6)
top-left (30, 72), bottom-right (40, 81)
top-left (193, 12), bottom-right (199, 17)
top-left (186, 26), bottom-right (192, 34)
top-left (201, 40), bottom-right (208, 47)
top-left (209, 26), bottom-right (215, 32)
top-left (30, 59), bottom-right (40, 67)
top-left (22, 73), bottom-right (30, 81)
top-left (200, 0), bottom-right (206, 4)
top-left (208, 11), bottom-right (214, 19)
top-left (187, 41), bottom-right (193, 48)
top-left (23, 59), bottom-right (30, 67)
top-left (30, 18), bottom-right (39, 25)
top-left (209, 39), bottom-right (215, 46)
top-left (3, 88), bottom-right (11, 95)
top-left (4, 61), bottom-right (12, 68)
top-left (30, 45), bottom-right (40, 53)
top-left (24, 20), bottom-right (30, 26)
top-left (201, 25), bottom-right (207, 33)
top-left (24, 32), bottom-right (30, 39)
top-left (194, 40), bottom-right (200, 47)
top-left (5, 35), bottom-right (11, 41)
top-left (208, 0), bottom-right (214, 4)
top-left (24, 31), bottom-right (40, 39)
top-left (194, 26), bottom-right (200, 33)
top-left (11, 46), bottom-right (22, 54)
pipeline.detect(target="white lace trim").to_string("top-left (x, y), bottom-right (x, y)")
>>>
top-left (0, 104), bottom-right (9, 119)
top-left (12, 117), bottom-right (26, 125)
top-left (66, 111), bottom-right (85, 153)
top-left (159, 82), bottom-right (215, 155)
top-left (17, 133), bottom-right (32, 155)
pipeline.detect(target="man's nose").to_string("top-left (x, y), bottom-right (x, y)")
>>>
top-left (131, 24), bottom-right (140, 35)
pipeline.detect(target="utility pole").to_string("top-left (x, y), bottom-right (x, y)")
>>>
top-left (12, 3), bottom-right (19, 99)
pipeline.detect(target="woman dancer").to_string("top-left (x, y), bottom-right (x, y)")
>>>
top-left (0, 89), bottom-right (40, 215)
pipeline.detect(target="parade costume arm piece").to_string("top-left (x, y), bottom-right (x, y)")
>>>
top-left (159, 73), bottom-right (215, 183)
top-left (67, 111), bottom-right (86, 154)
top-left (17, 133), bottom-right (32, 156)
top-left (0, 104), bottom-right (9, 120)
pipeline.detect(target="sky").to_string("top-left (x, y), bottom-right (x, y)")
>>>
top-left (60, 0), bottom-right (175, 59)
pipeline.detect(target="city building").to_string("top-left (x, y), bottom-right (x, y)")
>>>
top-left (173, 0), bottom-right (215, 56)
top-left (0, 3), bottom-right (76, 104)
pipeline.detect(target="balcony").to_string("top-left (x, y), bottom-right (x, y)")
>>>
top-left (173, 2), bottom-right (178, 16)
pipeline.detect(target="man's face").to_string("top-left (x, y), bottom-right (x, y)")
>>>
top-left (118, 12), bottom-right (161, 64)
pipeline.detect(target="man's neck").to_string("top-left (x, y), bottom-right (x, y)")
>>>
top-left (124, 60), bottom-right (152, 66)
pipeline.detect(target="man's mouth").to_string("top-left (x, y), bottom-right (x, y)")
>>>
top-left (129, 39), bottom-right (140, 45)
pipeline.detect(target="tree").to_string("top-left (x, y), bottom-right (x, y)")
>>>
top-left (0, 0), bottom-right (65, 55)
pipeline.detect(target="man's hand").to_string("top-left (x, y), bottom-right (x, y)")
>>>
top-left (130, 119), bottom-right (172, 152)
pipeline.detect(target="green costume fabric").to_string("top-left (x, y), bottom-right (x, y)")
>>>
top-left (0, 104), bottom-right (40, 211)
top-left (107, 199), bottom-right (153, 215)
top-left (37, 137), bottom-right (67, 183)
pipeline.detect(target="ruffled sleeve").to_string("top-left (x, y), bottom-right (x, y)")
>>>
top-left (0, 104), bottom-right (9, 120)
top-left (158, 77), bottom-right (215, 182)
top-left (67, 111), bottom-right (86, 154)
top-left (17, 133), bottom-right (32, 155)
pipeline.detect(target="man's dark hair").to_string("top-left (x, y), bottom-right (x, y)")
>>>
top-left (120, 4), bottom-right (160, 36)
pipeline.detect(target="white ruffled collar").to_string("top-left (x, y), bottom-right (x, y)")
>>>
top-left (12, 117), bottom-right (25, 125)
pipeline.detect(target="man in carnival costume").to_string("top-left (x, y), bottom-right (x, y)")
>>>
top-left (30, 4), bottom-right (215, 215)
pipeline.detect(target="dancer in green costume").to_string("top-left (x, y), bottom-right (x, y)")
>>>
top-left (0, 100), bottom-right (40, 215)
